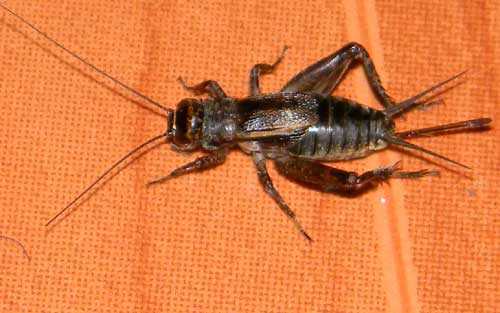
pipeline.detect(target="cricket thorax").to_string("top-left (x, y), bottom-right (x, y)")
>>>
top-left (199, 98), bottom-right (239, 150)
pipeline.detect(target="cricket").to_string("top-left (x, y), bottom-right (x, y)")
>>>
top-left (1, 4), bottom-right (491, 241)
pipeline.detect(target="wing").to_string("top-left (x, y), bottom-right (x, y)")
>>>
top-left (235, 93), bottom-right (320, 141)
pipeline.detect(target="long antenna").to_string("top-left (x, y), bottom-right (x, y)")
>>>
top-left (0, 235), bottom-right (31, 261)
top-left (45, 133), bottom-right (167, 227)
top-left (0, 3), bottom-right (170, 114)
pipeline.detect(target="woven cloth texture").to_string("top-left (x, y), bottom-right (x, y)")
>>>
top-left (1, 1), bottom-right (499, 312)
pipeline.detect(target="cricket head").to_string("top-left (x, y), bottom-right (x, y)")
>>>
top-left (168, 98), bottom-right (204, 151)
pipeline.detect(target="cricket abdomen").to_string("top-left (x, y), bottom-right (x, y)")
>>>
top-left (288, 95), bottom-right (390, 161)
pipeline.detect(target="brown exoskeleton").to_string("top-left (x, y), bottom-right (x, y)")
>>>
top-left (3, 4), bottom-right (489, 241)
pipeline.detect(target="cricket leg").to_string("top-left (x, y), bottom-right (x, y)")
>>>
top-left (252, 152), bottom-right (312, 241)
top-left (249, 46), bottom-right (288, 96)
top-left (177, 77), bottom-right (227, 99)
top-left (146, 150), bottom-right (227, 186)
top-left (281, 42), bottom-right (396, 108)
top-left (275, 157), bottom-right (438, 193)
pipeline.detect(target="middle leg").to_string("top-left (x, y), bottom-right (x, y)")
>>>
top-left (251, 152), bottom-right (312, 241)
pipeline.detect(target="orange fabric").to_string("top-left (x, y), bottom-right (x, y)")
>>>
top-left (1, 1), bottom-right (499, 312)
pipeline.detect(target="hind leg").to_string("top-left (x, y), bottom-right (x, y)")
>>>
top-left (275, 157), bottom-right (437, 193)
top-left (281, 42), bottom-right (396, 108)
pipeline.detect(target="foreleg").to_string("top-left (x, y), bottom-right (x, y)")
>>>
top-left (146, 151), bottom-right (227, 186)
top-left (249, 46), bottom-right (288, 96)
